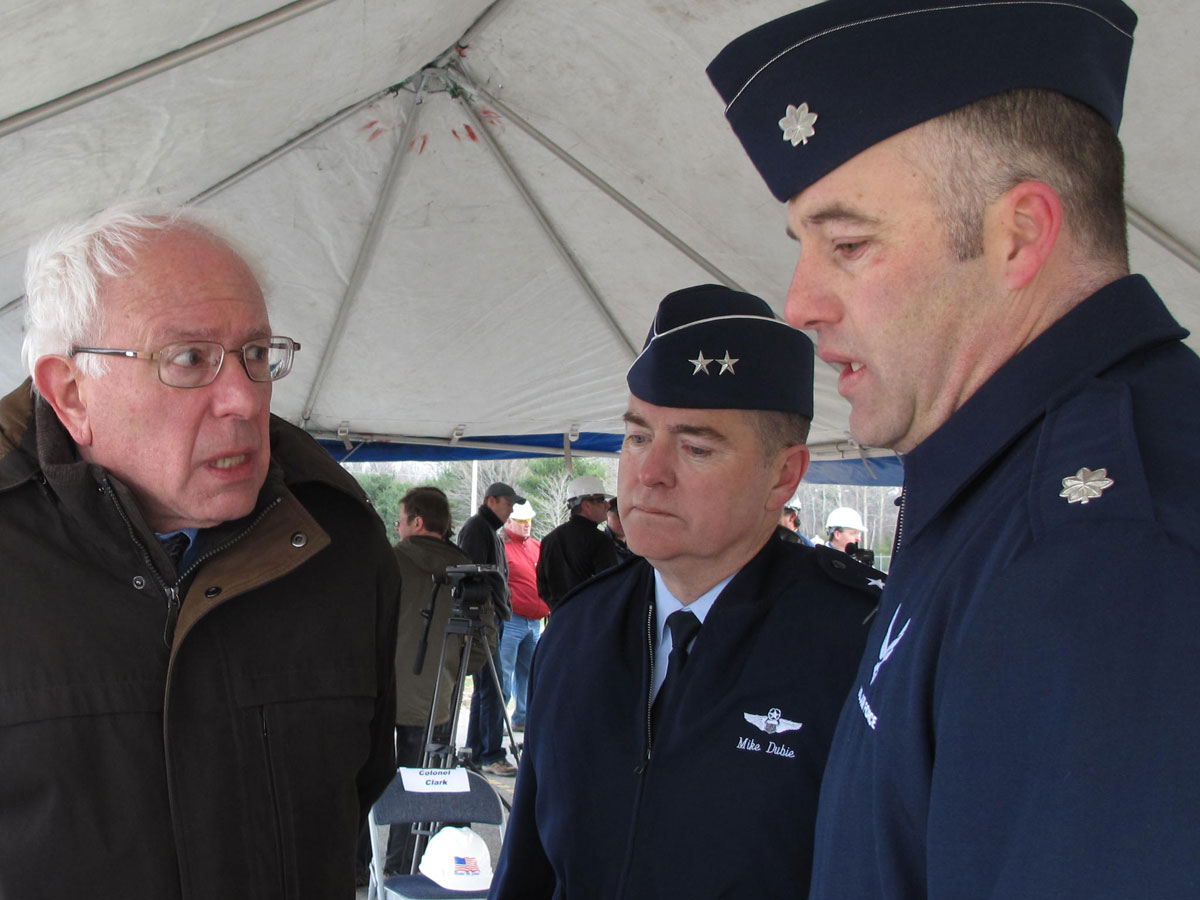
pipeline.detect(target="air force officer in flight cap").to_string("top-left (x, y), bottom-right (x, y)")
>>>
top-left (709, 1), bottom-right (1200, 897)
top-left (489, 285), bottom-right (883, 899)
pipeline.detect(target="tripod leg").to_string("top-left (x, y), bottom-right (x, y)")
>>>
top-left (485, 648), bottom-right (521, 764)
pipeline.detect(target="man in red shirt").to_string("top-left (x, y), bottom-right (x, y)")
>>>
top-left (500, 501), bottom-right (547, 731)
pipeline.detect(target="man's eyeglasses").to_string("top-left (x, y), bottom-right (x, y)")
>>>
top-left (582, 495), bottom-right (609, 504)
top-left (71, 336), bottom-right (300, 388)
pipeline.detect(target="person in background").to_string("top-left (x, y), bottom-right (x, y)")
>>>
top-left (0, 204), bottom-right (399, 897)
top-left (709, 0), bottom-right (1200, 895)
top-left (776, 503), bottom-right (812, 545)
top-left (536, 474), bottom-right (618, 610)
top-left (457, 481), bottom-right (522, 777)
top-left (824, 507), bottom-right (864, 554)
top-left (500, 500), bottom-right (545, 732)
top-left (381, 486), bottom-right (479, 874)
top-left (605, 496), bottom-right (635, 562)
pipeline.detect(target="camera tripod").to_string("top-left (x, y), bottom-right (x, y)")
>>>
top-left (396, 570), bottom-right (520, 874)
top-left (417, 599), bottom-right (522, 772)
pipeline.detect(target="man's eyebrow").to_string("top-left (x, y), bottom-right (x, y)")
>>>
top-left (157, 325), bottom-right (273, 345)
top-left (669, 423), bottom-right (728, 442)
top-left (788, 204), bottom-right (883, 237)
top-left (622, 411), bottom-right (728, 443)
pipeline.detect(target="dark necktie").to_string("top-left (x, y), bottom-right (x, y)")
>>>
top-left (160, 532), bottom-right (190, 575)
top-left (653, 609), bottom-right (702, 720)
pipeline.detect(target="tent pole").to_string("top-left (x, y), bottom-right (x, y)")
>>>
top-left (0, 0), bottom-right (338, 139)
top-left (449, 73), bottom-right (637, 358)
top-left (1126, 205), bottom-right (1200, 276)
top-left (450, 64), bottom-right (746, 293)
top-left (300, 72), bottom-right (431, 426)
top-left (454, 0), bottom-right (518, 52)
top-left (309, 429), bottom-right (622, 459)
top-left (190, 87), bottom-right (397, 205)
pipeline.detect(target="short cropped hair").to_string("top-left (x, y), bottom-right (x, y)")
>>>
top-left (915, 89), bottom-right (1128, 270)
top-left (751, 409), bottom-right (811, 458)
top-left (21, 203), bottom-right (246, 380)
top-left (401, 486), bottom-right (452, 538)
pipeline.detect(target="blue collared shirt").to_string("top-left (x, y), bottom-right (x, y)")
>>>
top-left (650, 570), bottom-right (733, 700)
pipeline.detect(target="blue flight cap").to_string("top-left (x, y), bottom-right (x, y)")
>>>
top-left (626, 284), bottom-right (814, 418)
top-left (707, 0), bottom-right (1137, 203)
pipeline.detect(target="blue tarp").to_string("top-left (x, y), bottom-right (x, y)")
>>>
top-left (320, 433), bottom-right (904, 485)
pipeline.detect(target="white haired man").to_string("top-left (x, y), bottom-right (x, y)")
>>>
top-left (0, 205), bottom-right (400, 897)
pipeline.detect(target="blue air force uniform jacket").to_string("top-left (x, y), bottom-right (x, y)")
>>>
top-left (490, 536), bottom-right (882, 900)
top-left (809, 276), bottom-right (1200, 899)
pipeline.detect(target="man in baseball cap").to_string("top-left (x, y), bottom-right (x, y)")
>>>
top-left (709, 1), bottom-right (1200, 897)
top-left (490, 285), bottom-right (883, 898)
top-left (458, 481), bottom-right (524, 777)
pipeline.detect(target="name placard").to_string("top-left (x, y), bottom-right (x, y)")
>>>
top-left (398, 767), bottom-right (470, 793)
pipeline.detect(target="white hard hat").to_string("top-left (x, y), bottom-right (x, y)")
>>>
top-left (418, 826), bottom-right (493, 891)
top-left (826, 507), bottom-right (865, 532)
top-left (566, 475), bottom-right (612, 502)
top-left (510, 501), bottom-right (536, 520)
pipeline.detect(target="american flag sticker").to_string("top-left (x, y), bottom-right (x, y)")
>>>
top-left (454, 856), bottom-right (481, 875)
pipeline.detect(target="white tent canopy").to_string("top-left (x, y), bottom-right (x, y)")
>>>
top-left (2, 0), bottom-right (1197, 481)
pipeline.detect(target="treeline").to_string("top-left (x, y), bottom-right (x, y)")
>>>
top-left (347, 457), bottom-right (900, 571)
top-left (345, 456), bottom-right (618, 542)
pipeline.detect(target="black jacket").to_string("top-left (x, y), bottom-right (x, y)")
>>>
top-left (456, 504), bottom-right (511, 621)
top-left (491, 537), bottom-right (881, 899)
top-left (536, 513), bottom-right (618, 610)
top-left (0, 382), bottom-right (400, 899)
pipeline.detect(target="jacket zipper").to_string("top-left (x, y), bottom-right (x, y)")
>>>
top-left (99, 477), bottom-right (178, 647)
top-left (103, 477), bottom-right (289, 894)
top-left (173, 495), bottom-right (282, 587)
top-left (260, 708), bottom-right (289, 897)
top-left (635, 600), bottom-right (655, 773)
top-left (616, 601), bottom-right (657, 900)
top-left (102, 480), bottom-right (283, 646)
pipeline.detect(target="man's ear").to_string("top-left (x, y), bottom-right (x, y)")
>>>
top-left (988, 180), bottom-right (1063, 291)
top-left (768, 443), bottom-right (811, 511)
top-left (33, 355), bottom-right (93, 446)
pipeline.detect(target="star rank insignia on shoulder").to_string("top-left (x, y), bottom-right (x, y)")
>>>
top-left (811, 544), bottom-right (886, 622)
top-left (1059, 466), bottom-right (1114, 504)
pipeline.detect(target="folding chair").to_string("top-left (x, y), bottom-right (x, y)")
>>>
top-left (367, 768), bottom-right (506, 900)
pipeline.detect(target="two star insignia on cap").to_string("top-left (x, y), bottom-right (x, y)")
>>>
top-left (689, 351), bottom-right (739, 375)
top-left (1059, 467), bottom-right (1114, 504)
top-left (779, 102), bottom-right (818, 147)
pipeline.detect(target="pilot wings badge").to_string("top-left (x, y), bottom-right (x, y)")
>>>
top-left (744, 707), bottom-right (802, 735)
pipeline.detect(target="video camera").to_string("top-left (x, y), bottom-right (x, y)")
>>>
top-left (435, 563), bottom-right (499, 616)
top-left (844, 542), bottom-right (875, 568)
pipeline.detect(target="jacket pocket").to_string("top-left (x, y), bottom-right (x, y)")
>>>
top-left (231, 664), bottom-right (376, 708)
top-left (0, 678), bottom-right (163, 727)
top-left (233, 665), bottom-right (379, 899)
